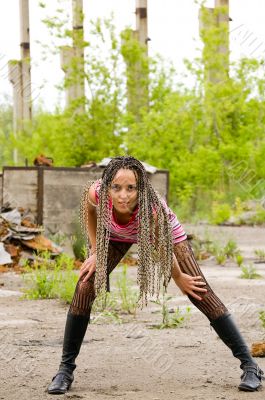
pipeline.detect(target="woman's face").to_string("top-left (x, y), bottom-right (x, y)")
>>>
top-left (109, 168), bottom-right (138, 214)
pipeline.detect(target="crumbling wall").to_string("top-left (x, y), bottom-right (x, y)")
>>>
top-left (3, 168), bottom-right (38, 215)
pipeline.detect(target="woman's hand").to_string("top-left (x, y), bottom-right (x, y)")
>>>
top-left (79, 253), bottom-right (96, 282)
top-left (173, 272), bottom-right (207, 301)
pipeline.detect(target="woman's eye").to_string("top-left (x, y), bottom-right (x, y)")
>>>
top-left (128, 185), bottom-right (137, 191)
top-left (111, 185), bottom-right (120, 191)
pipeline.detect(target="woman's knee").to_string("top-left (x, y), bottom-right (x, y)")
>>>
top-left (69, 277), bottom-right (96, 317)
top-left (188, 289), bottom-right (228, 321)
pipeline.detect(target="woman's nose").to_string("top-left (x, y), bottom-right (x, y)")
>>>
top-left (119, 189), bottom-right (128, 199)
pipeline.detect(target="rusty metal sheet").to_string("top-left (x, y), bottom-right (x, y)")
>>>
top-left (21, 235), bottom-right (61, 253)
top-left (4, 244), bottom-right (20, 258)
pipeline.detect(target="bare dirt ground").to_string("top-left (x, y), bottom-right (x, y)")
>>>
top-left (0, 225), bottom-right (265, 400)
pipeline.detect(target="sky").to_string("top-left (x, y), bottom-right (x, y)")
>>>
top-left (1, 0), bottom-right (265, 110)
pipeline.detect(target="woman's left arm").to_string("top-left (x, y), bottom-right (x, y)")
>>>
top-left (171, 253), bottom-right (207, 301)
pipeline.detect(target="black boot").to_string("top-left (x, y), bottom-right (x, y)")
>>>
top-left (211, 313), bottom-right (264, 391)
top-left (47, 312), bottom-right (89, 395)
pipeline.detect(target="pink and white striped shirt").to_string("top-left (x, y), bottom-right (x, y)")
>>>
top-left (94, 180), bottom-right (187, 244)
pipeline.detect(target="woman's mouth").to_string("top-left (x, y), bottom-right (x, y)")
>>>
top-left (118, 202), bottom-right (132, 210)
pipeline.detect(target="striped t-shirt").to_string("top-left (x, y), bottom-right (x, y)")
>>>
top-left (94, 180), bottom-right (187, 244)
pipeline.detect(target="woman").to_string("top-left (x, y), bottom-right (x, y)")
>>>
top-left (48, 156), bottom-right (263, 394)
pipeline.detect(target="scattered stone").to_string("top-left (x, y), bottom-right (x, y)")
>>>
top-left (251, 341), bottom-right (265, 357)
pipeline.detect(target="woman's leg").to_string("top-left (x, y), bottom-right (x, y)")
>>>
top-left (47, 241), bottom-right (131, 394)
top-left (173, 239), bottom-right (264, 392)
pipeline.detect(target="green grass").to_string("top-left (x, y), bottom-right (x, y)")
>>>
top-left (240, 264), bottom-right (262, 280)
top-left (254, 249), bottom-right (265, 262)
top-left (234, 253), bottom-right (244, 267)
top-left (115, 264), bottom-right (138, 316)
top-left (150, 289), bottom-right (191, 329)
top-left (22, 252), bottom-right (78, 302)
top-left (210, 238), bottom-right (241, 266)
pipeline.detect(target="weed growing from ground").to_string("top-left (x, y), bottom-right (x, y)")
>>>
top-left (92, 263), bottom-right (138, 323)
top-left (115, 264), bottom-right (138, 316)
top-left (240, 264), bottom-right (262, 280)
top-left (254, 249), bottom-right (265, 262)
top-left (150, 288), bottom-right (191, 329)
top-left (22, 252), bottom-right (78, 302)
top-left (210, 238), bottom-right (242, 266)
top-left (235, 253), bottom-right (244, 267)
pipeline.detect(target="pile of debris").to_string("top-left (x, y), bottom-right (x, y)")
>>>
top-left (0, 203), bottom-right (61, 271)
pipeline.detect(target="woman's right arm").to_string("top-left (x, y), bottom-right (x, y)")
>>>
top-left (85, 184), bottom-right (98, 253)
top-left (79, 184), bottom-right (98, 282)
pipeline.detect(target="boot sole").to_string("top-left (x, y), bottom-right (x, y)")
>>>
top-left (47, 382), bottom-right (72, 395)
top-left (238, 384), bottom-right (261, 392)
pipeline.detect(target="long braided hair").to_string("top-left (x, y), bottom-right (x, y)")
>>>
top-left (80, 156), bottom-right (173, 306)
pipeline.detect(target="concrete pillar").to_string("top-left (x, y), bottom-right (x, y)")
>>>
top-left (8, 0), bottom-right (32, 163)
top-left (60, 46), bottom-right (77, 107)
top-left (72, 0), bottom-right (85, 102)
top-left (199, 0), bottom-right (230, 85)
top-left (60, 0), bottom-right (85, 111)
top-left (19, 0), bottom-right (32, 120)
top-left (8, 61), bottom-right (23, 163)
top-left (135, 0), bottom-right (148, 52)
top-left (122, 1), bottom-right (149, 120)
top-left (215, 0), bottom-right (230, 63)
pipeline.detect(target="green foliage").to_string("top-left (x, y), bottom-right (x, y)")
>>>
top-left (48, 231), bottom-right (68, 247)
top-left (223, 239), bottom-right (239, 258)
top-left (22, 252), bottom-right (78, 302)
top-left (254, 249), bottom-right (265, 262)
top-left (240, 264), bottom-right (262, 280)
top-left (115, 264), bottom-right (138, 316)
top-left (215, 251), bottom-right (227, 266)
top-left (235, 253), bottom-right (244, 267)
top-left (210, 198), bottom-right (265, 227)
top-left (92, 291), bottom-right (122, 324)
top-left (249, 207), bottom-right (265, 225)
top-left (151, 290), bottom-right (191, 329)
top-left (2, 16), bottom-right (126, 168)
top-left (209, 238), bottom-right (240, 266)
top-left (211, 203), bottom-right (231, 225)
top-left (71, 218), bottom-right (87, 261)
top-left (0, 102), bottom-right (13, 167)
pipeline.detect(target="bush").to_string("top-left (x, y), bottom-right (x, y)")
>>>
top-left (211, 203), bottom-right (231, 225)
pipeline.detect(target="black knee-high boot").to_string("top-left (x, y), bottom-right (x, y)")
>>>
top-left (211, 313), bottom-right (264, 391)
top-left (47, 312), bottom-right (90, 395)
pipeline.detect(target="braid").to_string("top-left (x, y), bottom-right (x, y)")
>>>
top-left (80, 156), bottom-right (173, 307)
